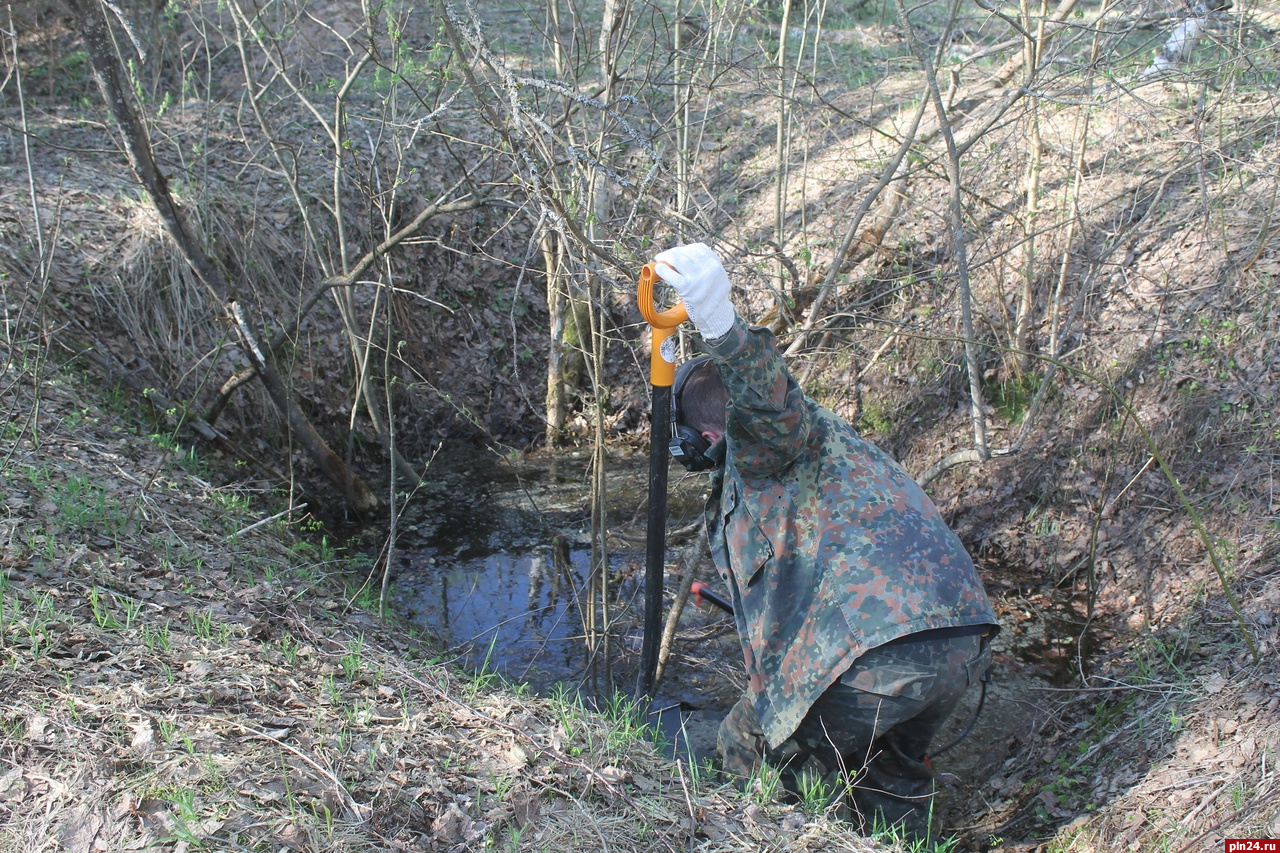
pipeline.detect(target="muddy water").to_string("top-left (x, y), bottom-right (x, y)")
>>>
top-left (386, 447), bottom-right (1101, 787)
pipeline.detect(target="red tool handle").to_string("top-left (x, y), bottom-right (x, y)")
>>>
top-left (690, 581), bottom-right (734, 614)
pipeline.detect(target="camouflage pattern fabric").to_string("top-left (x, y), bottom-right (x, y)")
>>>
top-left (698, 317), bottom-right (999, 748)
top-left (718, 630), bottom-right (993, 842)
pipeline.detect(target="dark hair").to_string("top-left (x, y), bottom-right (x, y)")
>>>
top-left (677, 359), bottom-right (728, 434)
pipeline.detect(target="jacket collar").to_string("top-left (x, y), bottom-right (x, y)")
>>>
top-left (707, 436), bottom-right (727, 468)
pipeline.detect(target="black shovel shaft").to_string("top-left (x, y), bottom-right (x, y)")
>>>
top-left (638, 384), bottom-right (671, 698)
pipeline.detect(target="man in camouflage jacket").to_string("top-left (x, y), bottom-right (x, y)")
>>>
top-left (653, 243), bottom-right (999, 840)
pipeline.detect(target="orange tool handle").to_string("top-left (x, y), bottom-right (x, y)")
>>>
top-left (637, 262), bottom-right (688, 388)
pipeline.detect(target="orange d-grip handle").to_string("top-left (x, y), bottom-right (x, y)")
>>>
top-left (637, 262), bottom-right (688, 387)
top-left (638, 263), bottom-right (688, 329)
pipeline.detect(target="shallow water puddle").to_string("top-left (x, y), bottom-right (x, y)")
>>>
top-left (387, 449), bottom-right (712, 699)
top-left (394, 541), bottom-right (648, 689)
top-left (385, 448), bottom-right (1102, 763)
top-left (385, 447), bottom-right (741, 757)
top-left (984, 564), bottom-right (1103, 687)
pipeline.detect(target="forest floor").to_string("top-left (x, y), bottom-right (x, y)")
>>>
top-left (4, 0), bottom-right (1280, 850)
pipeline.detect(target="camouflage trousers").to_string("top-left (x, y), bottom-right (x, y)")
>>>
top-left (718, 628), bottom-right (992, 842)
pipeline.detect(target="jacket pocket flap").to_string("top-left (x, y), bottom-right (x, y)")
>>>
top-left (725, 509), bottom-right (772, 589)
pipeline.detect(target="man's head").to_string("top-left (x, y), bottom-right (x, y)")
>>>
top-left (670, 357), bottom-right (728, 470)
top-left (677, 357), bottom-right (728, 440)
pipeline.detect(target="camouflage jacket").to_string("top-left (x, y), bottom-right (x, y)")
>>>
top-left (700, 318), bottom-right (999, 747)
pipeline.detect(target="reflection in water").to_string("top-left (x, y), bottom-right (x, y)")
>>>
top-left (391, 522), bottom-right (731, 759)
top-left (388, 446), bottom-right (657, 697)
top-left (395, 542), bottom-right (633, 688)
top-left (386, 447), bottom-right (735, 753)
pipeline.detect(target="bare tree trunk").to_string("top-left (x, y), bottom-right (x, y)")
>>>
top-left (379, 262), bottom-right (398, 617)
top-left (772, 0), bottom-right (794, 304)
top-left (67, 0), bottom-right (379, 514)
top-left (1013, 0), bottom-right (1046, 378)
top-left (892, 0), bottom-right (989, 458)
top-left (542, 231), bottom-right (570, 442)
top-left (587, 0), bottom-right (627, 694)
top-left (587, 292), bottom-right (612, 692)
top-left (672, 0), bottom-right (691, 242)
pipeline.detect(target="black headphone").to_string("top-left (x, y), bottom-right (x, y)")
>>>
top-left (669, 355), bottom-right (717, 472)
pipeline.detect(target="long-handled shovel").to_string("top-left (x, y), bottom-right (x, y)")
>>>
top-left (636, 263), bottom-right (687, 699)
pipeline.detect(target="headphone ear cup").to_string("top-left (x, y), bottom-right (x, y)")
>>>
top-left (669, 425), bottom-right (714, 472)
top-left (677, 425), bottom-right (706, 451)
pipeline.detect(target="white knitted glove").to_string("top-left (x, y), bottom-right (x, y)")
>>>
top-left (653, 243), bottom-right (736, 340)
